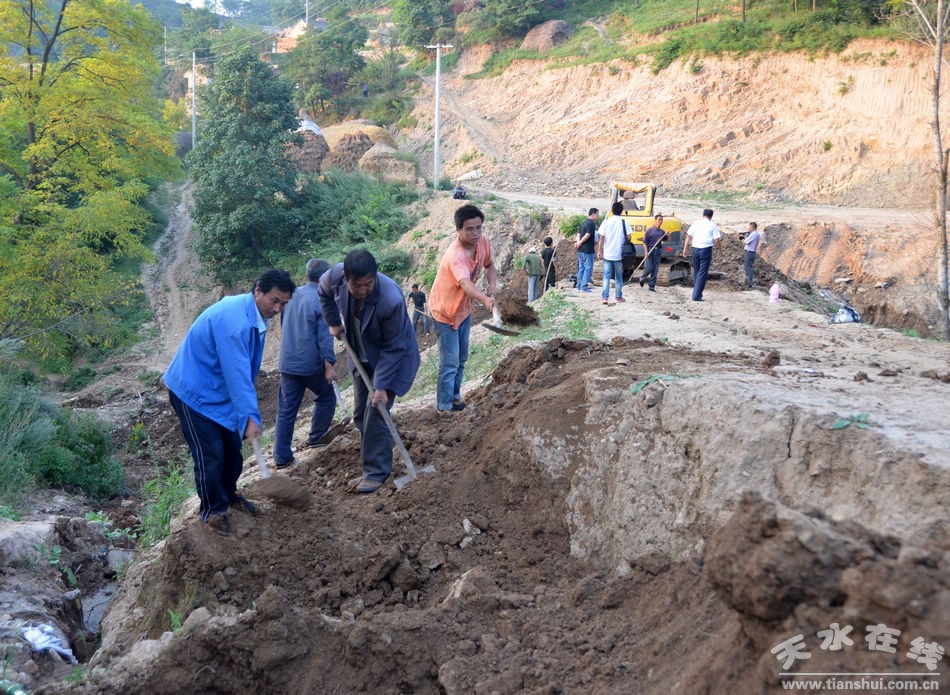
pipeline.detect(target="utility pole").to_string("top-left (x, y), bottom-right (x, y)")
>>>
top-left (192, 50), bottom-right (197, 147)
top-left (426, 43), bottom-right (452, 190)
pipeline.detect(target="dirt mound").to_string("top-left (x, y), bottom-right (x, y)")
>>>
top-left (40, 336), bottom-right (950, 694)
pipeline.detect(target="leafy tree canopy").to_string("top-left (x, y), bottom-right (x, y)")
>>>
top-left (188, 47), bottom-right (301, 285)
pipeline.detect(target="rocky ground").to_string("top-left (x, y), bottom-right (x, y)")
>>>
top-left (2, 36), bottom-right (949, 695)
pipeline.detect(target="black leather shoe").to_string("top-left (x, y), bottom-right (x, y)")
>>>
top-left (230, 495), bottom-right (259, 516)
top-left (451, 401), bottom-right (466, 411)
top-left (206, 513), bottom-right (231, 537)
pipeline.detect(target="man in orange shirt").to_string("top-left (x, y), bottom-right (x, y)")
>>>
top-left (429, 204), bottom-right (497, 412)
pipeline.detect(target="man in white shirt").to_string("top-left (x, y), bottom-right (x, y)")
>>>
top-left (682, 208), bottom-right (722, 302)
top-left (595, 201), bottom-right (629, 305)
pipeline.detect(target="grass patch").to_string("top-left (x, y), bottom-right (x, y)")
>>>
top-left (136, 458), bottom-right (195, 547)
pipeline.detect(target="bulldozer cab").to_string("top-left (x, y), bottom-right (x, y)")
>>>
top-left (608, 183), bottom-right (655, 218)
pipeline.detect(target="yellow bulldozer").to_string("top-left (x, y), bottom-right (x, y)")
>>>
top-left (605, 182), bottom-right (692, 285)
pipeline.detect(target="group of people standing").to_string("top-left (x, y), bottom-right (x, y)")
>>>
top-left (566, 205), bottom-right (764, 303)
top-left (163, 204), bottom-right (498, 535)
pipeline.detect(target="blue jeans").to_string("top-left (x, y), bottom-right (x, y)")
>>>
top-left (601, 259), bottom-right (624, 300)
top-left (692, 246), bottom-right (713, 300)
top-left (412, 309), bottom-right (430, 334)
top-left (576, 252), bottom-right (594, 289)
top-left (744, 250), bottom-right (756, 287)
top-left (528, 275), bottom-right (540, 302)
top-left (434, 315), bottom-right (471, 410)
top-left (352, 366), bottom-right (395, 482)
top-left (642, 249), bottom-right (662, 289)
top-left (274, 372), bottom-right (336, 465)
top-left (169, 391), bottom-right (244, 521)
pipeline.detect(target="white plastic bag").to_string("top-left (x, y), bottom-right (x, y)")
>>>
top-left (829, 304), bottom-right (861, 324)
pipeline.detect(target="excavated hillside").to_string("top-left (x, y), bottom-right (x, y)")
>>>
top-left (7, 38), bottom-right (950, 695)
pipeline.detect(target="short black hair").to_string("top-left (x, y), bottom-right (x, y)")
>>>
top-left (455, 204), bottom-right (484, 230)
top-left (305, 258), bottom-right (330, 282)
top-left (411, 283), bottom-right (419, 289)
top-left (343, 249), bottom-right (378, 279)
top-left (543, 236), bottom-right (553, 246)
top-left (703, 208), bottom-right (714, 218)
top-left (749, 221), bottom-right (758, 230)
top-left (611, 201), bottom-right (624, 216)
top-left (255, 269), bottom-right (296, 295)
top-left (588, 207), bottom-right (599, 216)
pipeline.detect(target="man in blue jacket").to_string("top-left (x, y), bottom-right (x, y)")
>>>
top-left (164, 269), bottom-right (296, 536)
top-left (273, 258), bottom-right (336, 469)
top-left (319, 249), bottom-right (420, 494)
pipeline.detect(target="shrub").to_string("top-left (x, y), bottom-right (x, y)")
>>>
top-left (559, 214), bottom-right (587, 237)
top-left (37, 410), bottom-right (125, 500)
top-left (0, 374), bottom-right (124, 505)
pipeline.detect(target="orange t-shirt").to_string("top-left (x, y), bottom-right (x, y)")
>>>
top-left (429, 235), bottom-right (493, 329)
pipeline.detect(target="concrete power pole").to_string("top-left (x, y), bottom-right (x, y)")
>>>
top-left (192, 50), bottom-right (197, 147)
top-left (425, 43), bottom-right (452, 190)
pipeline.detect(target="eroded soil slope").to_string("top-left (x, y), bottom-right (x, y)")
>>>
top-left (44, 314), bottom-right (950, 693)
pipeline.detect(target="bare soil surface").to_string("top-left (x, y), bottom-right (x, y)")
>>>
top-left (10, 40), bottom-right (950, 695)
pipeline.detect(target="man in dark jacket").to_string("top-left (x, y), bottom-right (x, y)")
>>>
top-left (319, 249), bottom-right (420, 493)
top-left (274, 258), bottom-right (336, 468)
top-left (639, 214), bottom-right (667, 292)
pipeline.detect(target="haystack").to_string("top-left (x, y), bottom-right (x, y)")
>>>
top-left (324, 132), bottom-right (374, 172)
top-left (321, 121), bottom-right (396, 151)
top-left (287, 120), bottom-right (329, 174)
top-left (359, 142), bottom-right (417, 185)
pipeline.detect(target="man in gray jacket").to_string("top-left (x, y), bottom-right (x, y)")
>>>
top-left (273, 258), bottom-right (336, 468)
top-left (319, 249), bottom-right (420, 493)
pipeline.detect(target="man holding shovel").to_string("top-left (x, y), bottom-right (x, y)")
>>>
top-left (429, 204), bottom-right (497, 412)
top-left (164, 269), bottom-right (296, 536)
top-left (273, 258), bottom-right (336, 469)
top-left (639, 213), bottom-right (667, 292)
top-left (319, 250), bottom-right (420, 494)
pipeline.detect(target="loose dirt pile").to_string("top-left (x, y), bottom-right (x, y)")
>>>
top-left (36, 320), bottom-right (950, 693)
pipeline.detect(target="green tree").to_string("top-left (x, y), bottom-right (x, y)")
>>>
top-left (169, 6), bottom-right (219, 61)
top-left (0, 0), bottom-right (178, 201)
top-left (391, 0), bottom-right (451, 47)
top-left (188, 47), bottom-right (301, 285)
top-left (285, 6), bottom-right (369, 110)
top-left (465, 0), bottom-right (540, 43)
top-left (0, 0), bottom-right (179, 365)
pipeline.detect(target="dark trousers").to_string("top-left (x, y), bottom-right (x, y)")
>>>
top-left (353, 363), bottom-right (396, 482)
top-left (744, 250), bottom-right (757, 287)
top-left (274, 372), bottom-right (336, 465)
top-left (412, 309), bottom-right (430, 334)
top-left (642, 249), bottom-right (662, 289)
top-left (691, 246), bottom-right (713, 300)
top-left (169, 390), bottom-right (244, 521)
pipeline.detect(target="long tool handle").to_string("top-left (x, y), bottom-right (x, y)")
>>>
top-left (339, 335), bottom-right (418, 478)
top-left (252, 438), bottom-right (271, 479)
top-left (331, 380), bottom-right (351, 420)
top-left (629, 234), bottom-right (669, 279)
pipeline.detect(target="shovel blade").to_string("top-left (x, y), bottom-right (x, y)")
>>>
top-left (481, 321), bottom-right (520, 336)
top-left (394, 464), bottom-right (437, 490)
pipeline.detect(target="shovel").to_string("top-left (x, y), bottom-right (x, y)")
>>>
top-left (339, 335), bottom-right (435, 489)
top-left (315, 381), bottom-right (352, 446)
top-left (481, 305), bottom-right (521, 337)
top-left (251, 439), bottom-right (312, 510)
